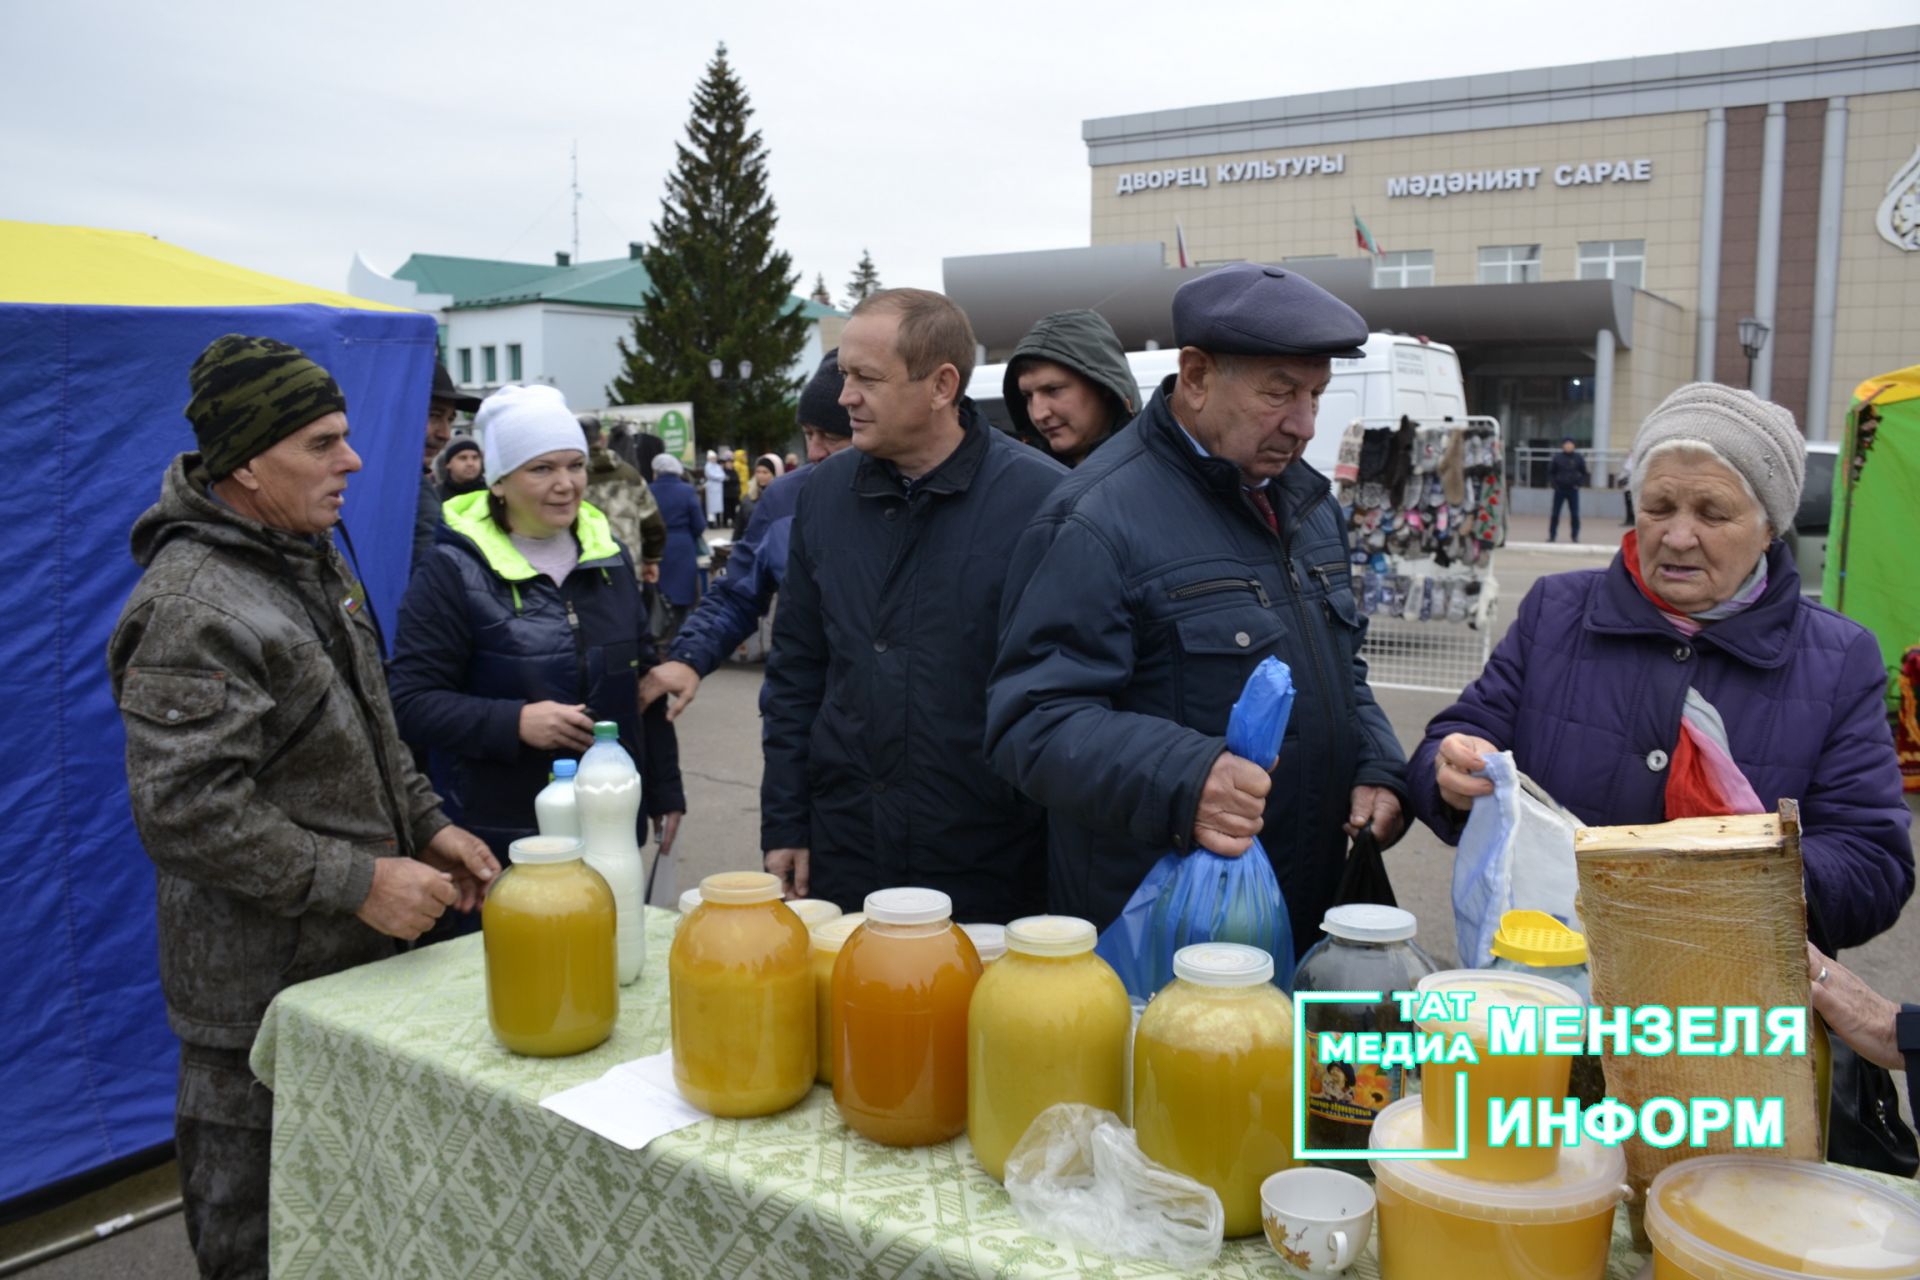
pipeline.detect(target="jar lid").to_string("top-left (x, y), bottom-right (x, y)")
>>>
top-left (677, 887), bottom-right (702, 914)
top-left (1413, 967), bottom-right (1583, 1038)
top-left (1172, 942), bottom-right (1274, 987)
top-left (1490, 909), bottom-right (1588, 966)
top-left (1005, 915), bottom-right (1096, 958)
top-left (787, 899), bottom-right (843, 927)
top-left (507, 835), bottom-right (583, 865)
top-left (1321, 904), bottom-right (1418, 943)
top-left (962, 923), bottom-right (1008, 961)
top-left (864, 888), bottom-right (952, 926)
top-left (1646, 1156), bottom-right (1920, 1279)
top-left (700, 871), bottom-right (783, 905)
top-left (1369, 1096), bottom-right (1628, 1223)
top-left (810, 913), bottom-right (866, 952)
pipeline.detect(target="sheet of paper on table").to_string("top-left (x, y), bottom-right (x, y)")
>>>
top-left (539, 1050), bottom-right (711, 1150)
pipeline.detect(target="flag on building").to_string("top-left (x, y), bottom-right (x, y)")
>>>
top-left (1353, 209), bottom-right (1384, 257)
top-left (1175, 221), bottom-right (1190, 269)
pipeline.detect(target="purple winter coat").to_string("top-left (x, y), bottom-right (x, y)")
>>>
top-left (1408, 541), bottom-right (1912, 953)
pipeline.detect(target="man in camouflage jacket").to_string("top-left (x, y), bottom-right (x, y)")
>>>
top-left (580, 413), bottom-right (666, 581)
top-left (108, 335), bottom-right (497, 1280)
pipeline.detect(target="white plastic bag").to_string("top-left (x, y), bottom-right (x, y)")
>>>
top-left (1002, 1104), bottom-right (1223, 1270)
top-left (1451, 751), bottom-right (1583, 968)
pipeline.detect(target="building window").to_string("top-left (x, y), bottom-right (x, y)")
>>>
top-left (1478, 244), bottom-right (1542, 284)
top-left (1577, 239), bottom-right (1646, 288)
top-left (507, 343), bottom-right (523, 381)
top-left (1374, 250), bottom-right (1434, 289)
top-left (457, 348), bottom-right (472, 383)
top-left (483, 346), bottom-right (498, 383)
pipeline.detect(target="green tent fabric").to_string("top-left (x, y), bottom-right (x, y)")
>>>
top-left (1825, 365), bottom-right (1920, 714)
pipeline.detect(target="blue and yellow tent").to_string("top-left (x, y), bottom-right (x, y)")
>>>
top-left (0, 222), bottom-right (436, 1205)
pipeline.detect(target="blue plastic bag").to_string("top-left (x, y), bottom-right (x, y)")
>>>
top-left (1095, 658), bottom-right (1297, 1000)
top-left (1451, 751), bottom-right (1582, 968)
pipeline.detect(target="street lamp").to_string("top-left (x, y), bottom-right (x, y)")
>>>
top-left (1737, 317), bottom-right (1770, 389)
top-left (707, 357), bottom-right (754, 451)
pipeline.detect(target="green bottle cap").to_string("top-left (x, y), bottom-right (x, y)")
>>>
top-left (593, 721), bottom-right (618, 740)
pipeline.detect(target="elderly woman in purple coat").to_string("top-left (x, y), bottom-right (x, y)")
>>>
top-left (1409, 383), bottom-right (1912, 953)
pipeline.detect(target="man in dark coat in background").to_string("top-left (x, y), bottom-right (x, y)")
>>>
top-left (761, 290), bottom-right (1067, 922)
top-left (1004, 309), bottom-right (1136, 467)
top-left (987, 264), bottom-right (1408, 955)
top-left (413, 363), bottom-right (479, 572)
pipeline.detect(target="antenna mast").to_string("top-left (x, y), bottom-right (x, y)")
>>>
top-left (570, 140), bottom-right (581, 263)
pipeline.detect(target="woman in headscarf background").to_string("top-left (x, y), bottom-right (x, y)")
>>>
top-left (1407, 382), bottom-right (1912, 956)
top-left (732, 453), bottom-right (784, 540)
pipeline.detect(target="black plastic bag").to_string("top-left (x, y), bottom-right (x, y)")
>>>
top-left (1333, 829), bottom-right (1397, 910)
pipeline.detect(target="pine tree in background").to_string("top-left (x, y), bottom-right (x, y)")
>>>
top-left (844, 249), bottom-right (881, 308)
top-left (606, 44), bottom-right (809, 458)
top-left (809, 273), bottom-right (833, 307)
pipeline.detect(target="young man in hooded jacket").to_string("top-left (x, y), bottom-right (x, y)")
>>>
top-left (1004, 309), bottom-right (1136, 467)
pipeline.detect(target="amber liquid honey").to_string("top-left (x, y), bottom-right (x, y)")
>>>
top-left (967, 949), bottom-right (1129, 1182)
top-left (670, 898), bottom-right (815, 1117)
top-left (1375, 1181), bottom-right (1615, 1280)
top-left (831, 921), bottom-right (981, 1147)
top-left (1133, 980), bottom-right (1297, 1238)
top-left (1419, 975), bottom-right (1577, 1181)
top-left (483, 860), bottom-right (618, 1057)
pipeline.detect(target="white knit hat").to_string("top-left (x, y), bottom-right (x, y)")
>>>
top-left (1627, 382), bottom-right (1806, 535)
top-left (652, 453), bottom-right (685, 478)
top-left (475, 385), bottom-right (588, 485)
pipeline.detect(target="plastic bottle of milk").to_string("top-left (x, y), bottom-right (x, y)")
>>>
top-left (534, 759), bottom-right (579, 838)
top-left (575, 722), bottom-right (645, 985)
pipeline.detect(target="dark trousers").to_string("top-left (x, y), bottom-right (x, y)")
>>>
top-left (176, 1044), bottom-right (273, 1280)
top-left (1549, 486), bottom-right (1581, 542)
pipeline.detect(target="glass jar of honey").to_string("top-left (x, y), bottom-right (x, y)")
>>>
top-left (1133, 942), bottom-right (1298, 1238)
top-left (1414, 968), bottom-right (1583, 1182)
top-left (808, 913), bottom-right (866, 1085)
top-left (831, 888), bottom-right (981, 1147)
top-left (483, 835), bottom-right (618, 1057)
top-left (670, 871), bottom-right (815, 1118)
top-left (967, 916), bottom-right (1130, 1182)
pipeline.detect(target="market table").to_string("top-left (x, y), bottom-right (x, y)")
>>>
top-left (253, 907), bottom-right (1917, 1279)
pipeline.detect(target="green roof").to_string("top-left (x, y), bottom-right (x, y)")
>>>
top-left (393, 251), bottom-right (846, 318)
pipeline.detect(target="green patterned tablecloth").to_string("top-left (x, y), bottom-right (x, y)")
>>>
top-left (253, 908), bottom-right (1916, 1279)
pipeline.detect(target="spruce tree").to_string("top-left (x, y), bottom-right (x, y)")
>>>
top-left (809, 273), bottom-right (833, 307)
top-left (607, 44), bottom-right (809, 458)
top-left (845, 249), bottom-right (881, 308)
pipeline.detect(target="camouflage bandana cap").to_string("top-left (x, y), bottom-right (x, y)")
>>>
top-left (185, 334), bottom-right (348, 477)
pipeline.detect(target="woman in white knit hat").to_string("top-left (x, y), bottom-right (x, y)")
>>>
top-left (387, 384), bottom-right (685, 891)
top-left (1406, 382), bottom-right (1910, 966)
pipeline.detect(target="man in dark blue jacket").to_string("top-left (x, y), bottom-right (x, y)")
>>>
top-left (986, 264), bottom-right (1408, 954)
top-left (762, 289), bottom-right (1067, 922)
top-left (641, 351), bottom-right (855, 718)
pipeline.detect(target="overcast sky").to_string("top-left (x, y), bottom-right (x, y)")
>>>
top-left (6, 0), bottom-right (1914, 304)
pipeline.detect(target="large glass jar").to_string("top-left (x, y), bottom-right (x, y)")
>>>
top-left (967, 916), bottom-right (1130, 1182)
top-left (1293, 904), bottom-right (1438, 1174)
top-left (670, 871), bottom-right (815, 1117)
top-left (483, 835), bottom-right (617, 1057)
top-left (1133, 943), bottom-right (1298, 1238)
top-left (808, 913), bottom-right (866, 1085)
top-left (832, 888), bottom-right (982, 1147)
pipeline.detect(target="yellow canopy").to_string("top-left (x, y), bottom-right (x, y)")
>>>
top-left (1853, 364), bottom-right (1920, 409)
top-left (0, 221), bottom-right (407, 311)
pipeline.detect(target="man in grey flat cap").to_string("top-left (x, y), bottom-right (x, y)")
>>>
top-left (986, 263), bottom-right (1407, 954)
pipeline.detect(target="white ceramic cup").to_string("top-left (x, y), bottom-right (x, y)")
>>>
top-left (1260, 1167), bottom-right (1376, 1275)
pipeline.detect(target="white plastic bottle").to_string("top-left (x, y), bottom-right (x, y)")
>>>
top-left (575, 721), bottom-right (645, 985)
top-left (534, 759), bottom-right (579, 838)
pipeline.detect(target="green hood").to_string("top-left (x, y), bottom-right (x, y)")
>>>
top-left (440, 490), bottom-right (621, 580)
top-left (1002, 309), bottom-right (1137, 444)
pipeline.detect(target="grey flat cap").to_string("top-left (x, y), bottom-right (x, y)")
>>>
top-left (1172, 263), bottom-right (1369, 360)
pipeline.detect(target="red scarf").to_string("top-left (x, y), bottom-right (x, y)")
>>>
top-left (1618, 530), bottom-right (1766, 820)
